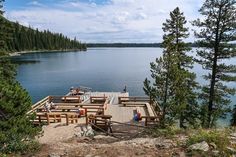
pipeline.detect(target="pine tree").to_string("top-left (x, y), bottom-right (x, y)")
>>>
top-left (144, 7), bottom-right (199, 128)
top-left (0, 0), bottom-right (6, 53)
top-left (0, 59), bottom-right (41, 153)
top-left (143, 56), bottom-right (174, 127)
top-left (192, 0), bottom-right (236, 128)
top-left (0, 1), bottom-right (40, 153)
top-left (0, 0), bottom-right (4, 15)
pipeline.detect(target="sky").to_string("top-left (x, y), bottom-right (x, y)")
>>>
top-left (4, 0), bottom-right (204, 43)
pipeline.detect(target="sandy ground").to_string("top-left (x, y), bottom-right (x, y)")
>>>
top-left (37, 118), bottom-right (87, 144)
top-left (34, 133), bottom-right (186, 157)
top-left (33, 121), bottom-right (186, 157)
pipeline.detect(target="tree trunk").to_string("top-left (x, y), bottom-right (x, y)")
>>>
top-left (179, 112), bottom-right (185, 128)
top-left (207, 5), bottom-right (222, 128)
top-left (208, 58), bottom-right (217, 128)
top-left (162, 70), bottom-right (169, 127)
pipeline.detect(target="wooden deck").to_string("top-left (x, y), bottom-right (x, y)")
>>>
top-left (29, 92), bottom-right (160, 126)
top-left (105, 104), bottom-right (147, 123)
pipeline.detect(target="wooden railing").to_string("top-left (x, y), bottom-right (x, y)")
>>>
top-left (141, 102), bottom-right (162, 126)
top-left (90, 96), bottom-right (108, 103)
top-left (27, 96), bottom-right (50, 114)
top-left (49, 95), bottom-right (82, 103)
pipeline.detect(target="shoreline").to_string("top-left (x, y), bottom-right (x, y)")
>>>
top-left (9, 49), bottom-right (87, 57)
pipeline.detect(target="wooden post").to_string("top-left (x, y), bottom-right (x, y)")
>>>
top-left (145, 118), bottom-right (148, 126)
top-left (46, 113), bottom-right (50, 125)
top-left (38, 115), bottom-right (41, 123)
top-left (85, 108), bottom-right (88, 125)
top-left (66, 114), bottom-right (69, 125)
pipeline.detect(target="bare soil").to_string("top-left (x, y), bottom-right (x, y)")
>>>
top-left (32, 124), bottom-right (186, 157)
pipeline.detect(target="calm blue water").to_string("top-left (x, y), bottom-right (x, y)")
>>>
top-left (15, 48), bottom-right (162, 103)
top-left (13, 47), bottom-right (236, 125)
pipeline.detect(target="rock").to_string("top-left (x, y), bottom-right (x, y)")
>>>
top-left (188, 141), bottom-right (209, 152)
top-left (85, 125), bottom-right (95, 137)
top-left (212, 150), bottom-right (220, 156)
top-left (94, 135), bottom-right (116, 140)
top-left (77, 137), bottom-right (92, 143)
top-left (229, 136), bottom-right (236, 140)
top-left (155, 139), bottom-right (175, 149)
top-left (75, 125), bottom-right (94, 137)
top-left (178, 135), bottom-right (188, 145)
top-left (48, 153), bottom-right (60, 157)
top-left (230, 141), bottom-right (236, 145)
top-left (227, 147), bottom-right (236, 153)
top-left (178, 152), bottom-right (186, 157)
top-left (230, 133), bottom-right (236, 137)
top-left (171, 152), bottom-right (185, 157)
top-left (209, 142), bottom-right (217, 149)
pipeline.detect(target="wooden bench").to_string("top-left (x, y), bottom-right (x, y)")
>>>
top-left (54, 103), bottom-right (104, 108)
top-left (88, 114), bottom-right (112, 132)
top-left (140, 116), bottom-right (160, 126)
top-left (39, 105), bottom-right (102, 113)
top-left (35, 109), bottom-right (88, 125)
top-left (83, 107), bottom-right (104, 115)
top-left (118, 97), bottom-right (129, 104)
top-left (146, 103), bottom-right (155, 116)
top-left (118, 96), bottom-right (150, 104)
top-left (120, 101), bottom-right (147, 107)
top-left (90, 96), bottom-right (108, 103)
top-left (33, 113), bottom-right (48, 124)
top-left (66, 113), bottom-right (80, 125)
top-left (61, 96), bottom-right (82, 103)
top-left (46, 113), bottom-right (62, 125)
top-left (141, 103), bottom-right (160, 126)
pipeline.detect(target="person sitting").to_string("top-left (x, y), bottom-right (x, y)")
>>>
top-left (44, 102), bottom-right (51, 112)
top-left (133, 108), bottom-right (141, 122)
top-left (50, 102), bottom-right (58, 109)
top-left (76, 109), bottom-right (81, 117)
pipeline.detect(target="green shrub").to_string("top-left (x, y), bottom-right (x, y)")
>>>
top-left (146, 126), bottom-right (184, 138)
top-left (187, 129), bottom-right (230, 154)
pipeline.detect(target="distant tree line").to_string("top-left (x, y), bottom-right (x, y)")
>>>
top-left (86, 43), bottom-right (205, 48)
top-left (87, 43), bottom-right (162, 47)
top-left (0, 16), bottom-right (86, 56)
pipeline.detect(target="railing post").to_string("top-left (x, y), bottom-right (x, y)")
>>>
top-left (66, 114), bottom-right (69, 125)
top-left (46, 113), bottom-right (50, 125)
top-left (85, 108), bottom-right (88, 125)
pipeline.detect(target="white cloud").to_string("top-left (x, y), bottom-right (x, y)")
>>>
top-left (27, 1), bottom-right (45, 7)
top-left (6, 0), bottom-right (204, 43)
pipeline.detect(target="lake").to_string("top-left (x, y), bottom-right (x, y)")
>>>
top-left (15, 48), bottom-right (162, 103)
top-left (14, 47), bottom-right (236, 125)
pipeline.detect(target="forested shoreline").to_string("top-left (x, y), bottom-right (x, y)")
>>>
top-left (0, 16), bottom-right (86, 56)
